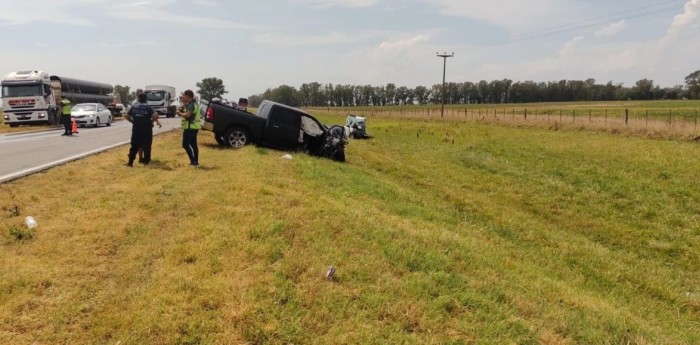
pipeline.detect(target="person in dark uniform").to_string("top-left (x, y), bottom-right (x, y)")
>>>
top-left (60, 96), bottom-right (73, 136)
top-left (126, 93), bottom-right (159, 167)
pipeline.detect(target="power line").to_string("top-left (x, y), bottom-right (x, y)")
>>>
top-left (477, 0), bottom-right (685, 47)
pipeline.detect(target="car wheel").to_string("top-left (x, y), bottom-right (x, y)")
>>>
top-left (224, 127), bottom-right (249, 149)
top-left (95, 117), bottom-right (101, 128)
top-left (107, 116), bottom-right (112, 126)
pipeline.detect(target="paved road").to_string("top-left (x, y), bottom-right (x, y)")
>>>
top-left (0, 118), bottom-right (181, 183)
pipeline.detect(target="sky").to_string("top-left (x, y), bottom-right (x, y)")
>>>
top-left (0, 0), bottom-right (698, 102)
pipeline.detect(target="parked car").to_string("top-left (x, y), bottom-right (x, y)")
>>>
top-left (345, 115), bottom-right (372, 139)
top-left (202, 100), bottom-right (349, 162)
top-left (72, 103), bottom-right (113, 128)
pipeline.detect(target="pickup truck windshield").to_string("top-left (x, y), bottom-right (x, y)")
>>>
top-left (2, 85), bottom-right (43, 98)
top-left (146, 91), bottom-right (166, 102)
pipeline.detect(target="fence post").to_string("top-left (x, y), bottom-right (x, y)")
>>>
top-left (668, 109), bottom-right (672, 128)
top-left (646, 110), bottom-right (649, 128)
top-left (625, 109), bottom-right (629, 126)
top-left (524, 109), bottom-right (528, 120)
top-left (547, 109), bottom-right (550, 121)
top-left (589, 110), bottom-right (592, 123)
top-left (605, 109), bottom-right (608, 124)
top-left (560, 110), bottom-right (562, 122)
top-left (573, 109), bottom-right (576, 123)
top-left (512, 109), bottom-right (515, 120)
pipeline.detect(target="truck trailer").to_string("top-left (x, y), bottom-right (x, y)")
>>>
top-left (1, 70), bottom-right (115, 127)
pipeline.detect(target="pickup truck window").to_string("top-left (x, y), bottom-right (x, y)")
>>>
top-left (272, 107), bottom-right (301, 127)
top-left (258, 103), bottom-right (270, 119)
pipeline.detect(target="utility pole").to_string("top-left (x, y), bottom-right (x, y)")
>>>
top-left (437, 52), bottom-right (454, 118)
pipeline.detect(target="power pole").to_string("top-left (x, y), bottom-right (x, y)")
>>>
top-left (437, 52), bottom-right (454, 118)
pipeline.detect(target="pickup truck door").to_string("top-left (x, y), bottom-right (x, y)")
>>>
top-left (265, 107), bottom-right (301, 149)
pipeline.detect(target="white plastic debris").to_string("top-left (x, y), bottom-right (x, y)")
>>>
top-left (24, 216), bottom-right (38, 229)
top-left (282, 154), bottom-right (294, 160)
top-left (326, 265), bottom-right (336, 280)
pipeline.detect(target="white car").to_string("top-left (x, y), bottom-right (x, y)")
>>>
top-left (72, 103), bottom-right (113, 128)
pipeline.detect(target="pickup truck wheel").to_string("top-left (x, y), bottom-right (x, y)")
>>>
top-left (215, 135), bottom-right (224, 146)
top-left (333, 147), bottom-right (346, 162)
top-left (224, 128), bottom-right (249, 149)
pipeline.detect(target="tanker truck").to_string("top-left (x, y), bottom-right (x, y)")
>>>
top-left (1, 70), bottom-right (114, 127)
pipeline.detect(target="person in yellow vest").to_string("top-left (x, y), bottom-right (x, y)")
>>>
top-left (177, 90), bottom-right (201, 167)
top-left (60, 96), bottom-right (73, 136)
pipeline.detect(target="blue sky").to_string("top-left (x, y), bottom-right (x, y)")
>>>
top-left (0, 0), bottom-right (698, 101)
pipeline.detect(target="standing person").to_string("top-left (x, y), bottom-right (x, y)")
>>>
top-left (177, 90), bottom-right (201, 167)
top-left (60, 96), bottom-right (73, 136)
top-left (237, 98), bottom-right (249, 112)
top-left (126, 93), bottom-right (159, 167)
top-left (138, 116), bottom-right (162, 163)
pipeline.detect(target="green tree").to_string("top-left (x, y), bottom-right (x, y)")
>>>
top-left (114, 85), bottom-right (134, 104)
top-left (685, 70), bottom-right (700, 99)
top-left (196, 77), bottom-right (228, 101)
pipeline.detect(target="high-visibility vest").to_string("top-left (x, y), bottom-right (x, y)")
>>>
top-left (181, 102), bottom-right (202, 130)
top-left (61, 100), bottom-right (72, 115)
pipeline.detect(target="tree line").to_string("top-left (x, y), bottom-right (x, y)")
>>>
top-left (248, 70), bottom-right (700, 108)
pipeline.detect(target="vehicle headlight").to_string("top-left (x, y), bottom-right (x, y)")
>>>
top-left (3, 115), bottom-right (9, 120)
top-left (38, 113), bottom-right (46, 118)
top-left (89, 114), bottom-right (94, 117)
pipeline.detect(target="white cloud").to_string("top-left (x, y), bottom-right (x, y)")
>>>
top-left (595, 20), bottom-right (627, 37)
top-left (378, 34), bottom-right (430, 52)
top-left (253, 31), bottom-right (366, 46)
top-left (111, 0), bottom-right (255, 29)
top-left (421, 0), bottom-right (564, 31)
top-left (290, 0), bottom-right (379, 8)
top-left (666, 0), bottom-right (700, 37)
top-left (0, 0), bottom-right (96, 25)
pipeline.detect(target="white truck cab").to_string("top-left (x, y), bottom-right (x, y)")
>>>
top-left (1, 71), bottom-right (57, 127)
top-left (144, 85), bottom-right (177, 118)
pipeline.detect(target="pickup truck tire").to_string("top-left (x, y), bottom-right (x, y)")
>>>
top-left (224, 127), bottom-right (249, 149)
top-left (333, 147), bottom-right (346, 162)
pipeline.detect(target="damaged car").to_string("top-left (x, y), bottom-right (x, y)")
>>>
top-left (202, 100), bottom-right (349, 162)
top-left (345, 114), bottom-right (372, 139)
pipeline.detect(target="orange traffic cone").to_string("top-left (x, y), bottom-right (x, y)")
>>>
top-left (71, 118), bottom-right (79, 134)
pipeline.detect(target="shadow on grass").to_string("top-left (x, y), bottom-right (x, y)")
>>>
top-left (202, 143), bottom-right (230, 150)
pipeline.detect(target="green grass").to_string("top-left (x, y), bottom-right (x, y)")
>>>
top-left (0, 115), bottom-right (699, 344)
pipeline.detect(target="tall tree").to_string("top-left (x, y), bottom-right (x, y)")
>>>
top-left (196, 77), bottom-right (228, 101)
top-left (685, 70), bottom-right (700, 99)
top-left (114, 85), bottom-right (134, 104)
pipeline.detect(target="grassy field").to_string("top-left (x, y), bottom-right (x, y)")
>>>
top-left (1, 115), bottom-right (699, 344)
top-left (310, 100), bottom-right (700, 140)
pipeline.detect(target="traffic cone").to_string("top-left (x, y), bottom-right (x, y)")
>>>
top-left (71, 118), bottom-right (79, 134)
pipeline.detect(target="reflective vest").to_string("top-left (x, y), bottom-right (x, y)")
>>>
top-left (61, 99), bottom-right (72, 115)
top-left (181, 101), bottom-right (202, 130)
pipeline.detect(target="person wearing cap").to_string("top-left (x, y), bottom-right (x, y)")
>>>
top-left (60, 96), bottom-right (73, 136)
top-left (125, 93), bottom-right (159, 167)
top-left (237, 98), bottom-right (249, 112)
top-left (177, 90), bottom-right (201, 167)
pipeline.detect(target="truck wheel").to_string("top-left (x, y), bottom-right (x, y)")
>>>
top-left (215, 135), bottom-right (224, 146)
top-left (107, 116), bottom-right (112, 126)
top-left (333, 147), bottom-right (346, 162)
top-left (224, 127), bottom-right (249, 149)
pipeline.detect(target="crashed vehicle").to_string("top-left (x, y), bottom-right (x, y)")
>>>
top-left (345, 115), bottom-right (372, 139)
top-left (202, 100), bottom-right (349, 162)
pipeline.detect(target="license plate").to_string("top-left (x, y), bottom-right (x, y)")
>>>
top-left (18, 116), bottom-right (31, 120)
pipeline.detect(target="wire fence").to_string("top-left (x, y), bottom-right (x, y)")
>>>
top-left (309, 107), bottom-right (700, 138)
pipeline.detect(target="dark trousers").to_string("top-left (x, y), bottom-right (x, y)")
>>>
top-left (62, 115), bottom-right (72, 134)
top-left (182, 129), bottom-right (199, 164)
top-left (128, 127), bottom-right (153, 163)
